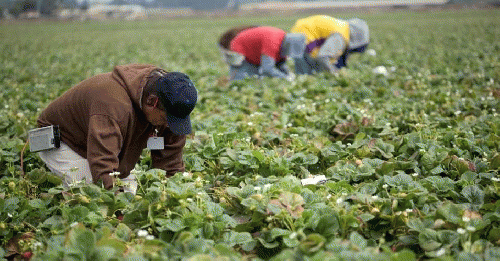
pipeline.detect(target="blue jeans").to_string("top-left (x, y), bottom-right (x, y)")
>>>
top-left (229, 61), bottom-right (260, 81)
top-left (294, 54), bottom-right (324, 75)
top-left (294, 53), bottom-right (348, 75)
top-left (229, 60), bottom-right (289, 81)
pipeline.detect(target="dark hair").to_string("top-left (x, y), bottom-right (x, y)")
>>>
top-left (143, 69), bottom-right (167, 109)
top-left (219, 25), bottom-right (258, 49)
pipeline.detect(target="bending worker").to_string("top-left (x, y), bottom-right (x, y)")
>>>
top-left (290, 15), bottom-right (370, 75)
top-left (219, 26), bottom-right (306, 81)
top-left (36, 64), bottom-right (198, 194)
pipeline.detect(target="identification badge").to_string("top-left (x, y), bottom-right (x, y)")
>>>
top-left (147, 137), bottom-right (164, 150)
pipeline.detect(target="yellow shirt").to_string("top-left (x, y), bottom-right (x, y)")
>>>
top-left (291, 15), bottom-right (350, 58)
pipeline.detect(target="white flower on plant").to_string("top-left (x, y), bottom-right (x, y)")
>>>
top-left (247, 122), bottom-right (254, 126)
top-left (395, 211), bottom-right (402, 216)
top-left (290, 134), bottom-right (299, 138)
top-left (186, 198), bottom-right (193, 203)
top-left (137, 230), bottom-right (148, 237)
top-left (145, 235), bottom-right (155, 240)
top-left (326, 194), bottom-right (332, 199)
top-left (372, 195), bottom-right (379, 200)
top-left (491, 177), bottom-right (500, 182)
top-left (182, 172), bottom-right (192, 178)
top-left (32, 241), bottom-right (43, 249)
top-left (462, 216), bottom-right (471, 222)
top-left (254, 186), bottom-right (261, 191)
top-left (325, 98), bottom-right (330, 103)
top-left (454, 110), bottom-right (461, 116)
top-left (466, 226), bottom-right (476, 232)
top-left (405, 209), bottom-right (413, 213)
top-left (366, 49), bottom-right (376, 56)
top-left (336, 197), bottom-right (344, 204)
top-left (436, 248), bottom-right (445, 257)
top-left (7, 213), bottom-right (13, 218)
top-left (382, 184), bottom-right (388, 189)
top-left (372, 66), bottom-right (388, 76)
top-left (16, 112), bottom-right (24, 117)
top-left (412, 173), bottom-right (419, 177)
top-left (457, 228), bottom-right (466, 234)
top-left (289, 232), bottom-right (297, 239)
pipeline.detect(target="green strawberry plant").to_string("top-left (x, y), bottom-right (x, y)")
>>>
top-left (0, 7), bottom-right (499, 261)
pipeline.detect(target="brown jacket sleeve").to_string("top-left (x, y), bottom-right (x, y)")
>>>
top-left (87, 114), bottom-right (124, 189)
top-left (151, 128), bottom-right (186, 177)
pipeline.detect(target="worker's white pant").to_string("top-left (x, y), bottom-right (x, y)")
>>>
top-left (38, 142), bottom-right (137, 194)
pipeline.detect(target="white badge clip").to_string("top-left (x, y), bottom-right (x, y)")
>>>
top-left (147, 129), bottom-right (164, 150)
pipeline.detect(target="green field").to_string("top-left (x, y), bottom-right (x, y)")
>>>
top-left (1, 8), bottom-right (500, 260)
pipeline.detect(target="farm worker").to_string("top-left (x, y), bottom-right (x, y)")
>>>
top-left (290, 15), bottom-right (369, 75)
top-left (219, 26), bottom-right (306, 81)
top-left (36, 64), bottom-right (197, 194)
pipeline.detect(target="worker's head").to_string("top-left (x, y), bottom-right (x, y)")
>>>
top-left (347, 18), bottom-right (369, 52)
top-left (144, 71), bottom-right (197, 135)
top-left (281, 33), bottom-right (306, 58)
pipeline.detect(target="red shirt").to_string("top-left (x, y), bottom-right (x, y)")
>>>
top-left (230, 26), bottom-right (286, 66)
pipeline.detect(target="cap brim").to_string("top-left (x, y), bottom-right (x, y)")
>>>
top-left (167, 114), bottom-right (192, 135)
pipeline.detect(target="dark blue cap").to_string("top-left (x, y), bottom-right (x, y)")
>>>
top-left (157, 72), bottom-right (197, 135)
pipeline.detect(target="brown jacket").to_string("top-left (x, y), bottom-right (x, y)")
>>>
top-left (37, 64), bottom-right (186, 189)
